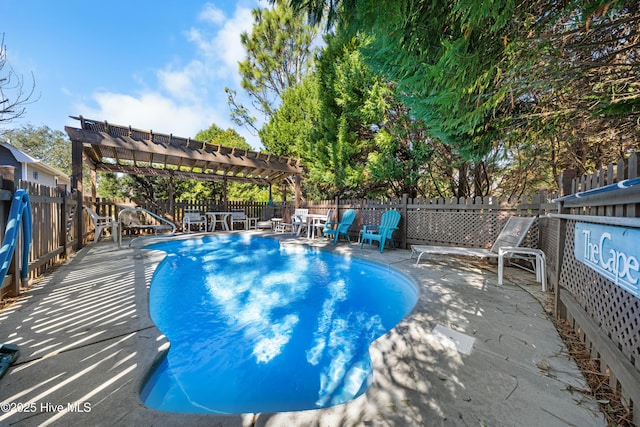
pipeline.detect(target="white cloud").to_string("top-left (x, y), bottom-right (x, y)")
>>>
top-left (157, 60), bottom-right (207, 102)
top-left (198, 3), bottom-right (226, 25)
top-left (187, 5), bottom-right (254, 81)
top-left (75, 2), bottom-right (264, 148)
top-left (77, 91), bottom-right (219, 138)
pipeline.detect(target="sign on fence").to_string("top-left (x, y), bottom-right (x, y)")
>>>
top-left (574, 222), bottom-right (640, 297)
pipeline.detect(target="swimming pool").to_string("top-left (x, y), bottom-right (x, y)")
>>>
top-left (140, 235), bottom-right (418, 414)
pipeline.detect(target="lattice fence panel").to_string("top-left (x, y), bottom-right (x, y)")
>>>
top-left (408, 211), bottom-right (508, 247)
top-left (539, 217), bottom-right (560, 280)
top-left (559, 219), bottom-right (640, 363)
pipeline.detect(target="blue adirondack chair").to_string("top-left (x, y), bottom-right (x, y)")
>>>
top-left (360, 209), bottom-right (401, 253)
top-left (322, 209), bottom-right (356, 245)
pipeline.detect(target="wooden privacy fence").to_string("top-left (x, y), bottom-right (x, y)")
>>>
top-left (298, 193), bottom-right (555, 250)
top-left (0, 170), bottom-right (76, 299)
top-left (92, 198), bottom-right (280, 231)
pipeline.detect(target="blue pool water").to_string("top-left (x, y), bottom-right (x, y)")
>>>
top-left (140, 235), bottom-right (418, 414)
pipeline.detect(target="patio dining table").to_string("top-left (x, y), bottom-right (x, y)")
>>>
top-left (205, 212), bottom-right (231, 232)
top-left (293, 213), bottom-right (328, 238)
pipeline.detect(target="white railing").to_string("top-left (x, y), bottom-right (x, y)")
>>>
top-left (117, 207), bottom-right (176, 248)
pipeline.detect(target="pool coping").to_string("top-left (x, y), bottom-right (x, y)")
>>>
top-left (0, 231), bottom-right (607, 426)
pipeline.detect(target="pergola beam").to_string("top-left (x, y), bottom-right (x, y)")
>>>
top-left (94, 163), bottom-right (274, 184)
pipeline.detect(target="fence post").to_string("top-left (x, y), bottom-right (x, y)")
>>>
top-left (295, 175), bottom-right (301, 209)
top-left (628, 153), bottom-right (640, 217)
top-left (401, 193), bottom-right (408, 249)
top-left (72, 138), bottom-right (85, 250)
top-left (554, 196), bottom-right (571, 319)
top-left (58, 185), bottom-right (68, 258)
top-left (559, 169), bottom-right (576, 197)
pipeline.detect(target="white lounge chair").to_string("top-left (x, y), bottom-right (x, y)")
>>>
top-left (182, 209), bottom-right (206, 233)
top-left (84, 207), bottom-right (118, 243)
top-left (411, 216), bottom-right (546, 290)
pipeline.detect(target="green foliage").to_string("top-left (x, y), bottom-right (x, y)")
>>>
top-left (98, 173), bottom-right (226, 204)
top-left (301, 31), bottom-right (446, 198)
top-left (287, 0), bottom-right (640, 197)
top-left (1, 125), bottom-right (71, 174)
top-left (195, 124), bottom-right (250, 150)
top-left (195, 124), bottom-right (272, 202)
top-left (259, 74), bottom-right (320, 158)
top-left (311, 32), bottom-right (382, 197)
top-left (366, 116), bottom-right (433, 198)
top-left (229, 0), bottom-right (318, 130)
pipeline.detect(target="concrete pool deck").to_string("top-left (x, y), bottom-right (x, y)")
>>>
top-left (0, 232), bottom-right (606, 426)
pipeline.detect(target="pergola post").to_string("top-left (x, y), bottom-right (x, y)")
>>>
top-left (281, 181), bottom-right (286, 204)
top-left (223, 176), bottom-right (228, 210)
top-left (90, 169), bottom-right (97, 201)
top-left (71, 139), bottom-right (84, 250)
top-left (168, 175), bottom-right (175, 220)
top-left (294, 174), bottom-right (301, 209)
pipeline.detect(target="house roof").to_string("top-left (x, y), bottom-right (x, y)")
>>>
top-left (1, 140), bottom-right (38, 164)
top-left (0, 140), bottom-right (71, 183)
top-left (65, 116), bottom-right (304, 185)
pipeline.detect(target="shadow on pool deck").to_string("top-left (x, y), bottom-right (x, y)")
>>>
top-left (0, 231), bottom-right (606, 426)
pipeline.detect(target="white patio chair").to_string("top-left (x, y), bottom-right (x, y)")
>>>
top-left (230, 209), bottom-right (247, 230)
top-left (411, 216), bottom-right (545, 289)
top-left (292, 208), bottom-right (308, 236)
top-left (312, 209), bottom-right (333, 238)
top-left (84, 207), bottom-right (118, 243)
top-left (182, 209), bottom-right (206, 233)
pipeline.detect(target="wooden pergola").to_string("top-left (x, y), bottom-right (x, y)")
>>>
top-left (65, 116), bottom-right (304, 244)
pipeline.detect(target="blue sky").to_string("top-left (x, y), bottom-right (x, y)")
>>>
top-left (1, 0), bottom-right (268, 148)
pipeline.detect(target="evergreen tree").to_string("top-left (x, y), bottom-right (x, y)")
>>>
top-left (227, 0), bottom-right (318, 132)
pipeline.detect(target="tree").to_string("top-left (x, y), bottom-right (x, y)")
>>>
top-left (1, 125), bottom-right (70, 174)
top-left (1, 34), bottom-right (36, 124)
top-left (227, 0), bottom-right (318, 132)
top-left (310, 32), bottom-right (384, 197)
top-left (195, 124), bottom-right (250, 149)
top-left (501, 2), bottom-right (640, 176)
top-left (365, 100), bottom-right (437, 199)
top-left (259, 73), bottom-right (319, 158)
top-left (195, 124), bottom-right (272, 201)
top-left (263, 30), bottom-right (475, 199)
top-left (308, 32), bottom-right (444, 199)
top-left (287, 0), bottom-right (640, 196)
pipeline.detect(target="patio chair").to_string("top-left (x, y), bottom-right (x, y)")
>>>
top-left (292, 208), bottom-right (309, 236)
top-left (231, 209), bottom-right (248, 230)
top-left (322, 209), bottom-right (356, 245)
top-left (312, 209), bottom-right (333, 238)
top-left (182, 209), bottom-right (206, 233)
top-left (411, 216), bottom-right (546, 290)
top-left (359, 209), bottom-right (401, 253)
top-left (84, 207), bottom-right (118, 243)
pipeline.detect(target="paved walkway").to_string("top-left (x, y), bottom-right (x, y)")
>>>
top-left (0, 232), bottom-right (605, 426)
